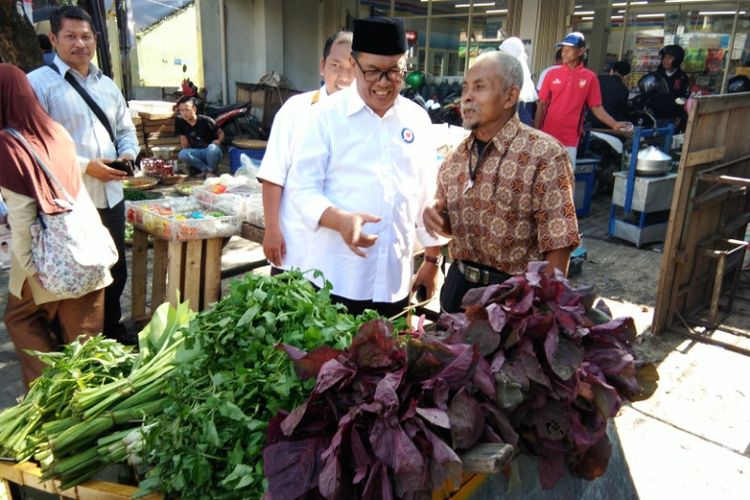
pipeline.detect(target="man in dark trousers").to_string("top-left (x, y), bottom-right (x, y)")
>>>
top-left (651, 44), bottom-right (690, 133)
top-left (424, 51), bottom-right (581, 313)
top-left (28, 6), bottom-right (139, 344)
top-left (175, 97), bottom-right (224, 178)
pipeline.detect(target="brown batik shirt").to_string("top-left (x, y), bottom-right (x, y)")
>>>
top-left (436, 115), bottom-right (580, 275)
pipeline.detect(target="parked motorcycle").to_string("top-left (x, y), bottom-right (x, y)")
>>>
top-left (401, 71), bottom-right (462, 126)
top-left (203, 102), bottom-right (268, 144)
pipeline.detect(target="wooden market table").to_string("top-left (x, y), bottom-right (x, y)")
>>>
top-left (0, 444), bottom-right (511, 500)
top-left (131, 227), bottom-right (223, 322)
top-left (0, 460), bottom-right (161, 500)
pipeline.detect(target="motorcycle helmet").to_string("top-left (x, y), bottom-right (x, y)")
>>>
top-left (659, 44), bottom-right (685, 68)
top-left (638, 71), bottom-right (669, 97)
top-left (405, 71), bottom-right (426, 91)
top-left (727, 75), bottom-right (750, 93)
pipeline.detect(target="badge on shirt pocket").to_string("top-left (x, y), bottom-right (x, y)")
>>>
top-left (401, 128), bottom-right (414, 143)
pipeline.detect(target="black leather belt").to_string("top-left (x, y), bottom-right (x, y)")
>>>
top-left (456, 260), bottom-right (511, 285)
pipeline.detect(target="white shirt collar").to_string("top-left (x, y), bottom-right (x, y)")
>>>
top-left (53, 54), bottom-right (102, 80)
top-left (343, 83), bottom-right (402, 118)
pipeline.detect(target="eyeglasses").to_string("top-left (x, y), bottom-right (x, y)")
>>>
top-left (353, 56), bottom-right (406, 83)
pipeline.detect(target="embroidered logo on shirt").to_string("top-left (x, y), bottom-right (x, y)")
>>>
top-left (401, 128), bottom-right (414, 143)
top-left (552, 78), bottom-right (561, 85)
top-left (579, 79), bottom-right (587, 88)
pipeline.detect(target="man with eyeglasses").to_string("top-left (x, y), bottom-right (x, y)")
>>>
top-left (287, 17), bottom-right (445, 317)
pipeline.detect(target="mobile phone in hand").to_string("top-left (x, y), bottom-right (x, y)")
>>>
top-left (109, 159), bottom-right (135, 176)
top-left (416, 285), bottom-right (428, 302)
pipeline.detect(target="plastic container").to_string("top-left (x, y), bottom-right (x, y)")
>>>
top-left (126, 197), bottom-right (241, 241)
top-left (229, 147), bottom-right (265, 174)
top-left (193, 187), bottom-right (262, 225)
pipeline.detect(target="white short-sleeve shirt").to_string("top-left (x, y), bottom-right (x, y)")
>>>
top-left (287, 85), bottom-right (444, 302)
top-left (257, 87), bottom-right (328, 271)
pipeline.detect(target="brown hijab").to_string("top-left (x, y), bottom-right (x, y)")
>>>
top-left (0, 63), bottom-right (81, 214)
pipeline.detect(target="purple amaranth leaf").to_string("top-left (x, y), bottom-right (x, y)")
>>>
top-left (594, 299), bottom-right (612, 318)
top-left (573, 434), bottom-right (613, 481)
top-left (413, 418), bottom-right (463, 493)
top-left (278, 344), bottom-right (342, 380)
top-left (461, 284), bottom-right (504, 308)
top-left (525, 260), bottom-right (548, 278)
top-left (494, 370), bottom-right (524, 410)
top-left (369, 419), bottom-right (429, 498)
top-left (415, 407), bottom-right (451, 429)
top-left (361, 461), bottom-right (393, 500)
top-left (315, 358), bottom-right (356, 394)
top-left (432, 342), bottom-right (478, 391)
top-left (448, 388), bottom-right (485, 450)
top-left (508, 286), bottom-right (535, 315)
top-left (351, 425), bottom-right (373, 484)
top-left (544, 323), bottom-right (584, 381)
top-left (264, 437), bottom-right (327, 499)
top-left (437, 312), bottom-right (471, 344)
top-left (470, 357), bottom-right (496, 402)
top-left (531, 400), bottom-right (569, 441)
top-left (481, 402), bottom-right (519, 446)
top-left (506, 338), bottom-right (552, 389)
top-left (533, 437), bottom-right (567, 490)
top-left (465, 320), bottom-right (501, 356)
top-left (579, 364), bottom-right (623, 419)
top-left (490, 349), bottom-right (506, 373)
top-left (318, 407), bottom-right (359, 498)
top-left (350, 319), bottom-right (401, 369)
top-left (421, 377), bottom-right (450, 409)
top-left (281, 399), bottom-right (310, 437)
top-left (486, 302), bottom-right (508, 333)
top-left (568, 409), bottom-right (596, 453)
top-left (374, 369), bottom-right (405, 421)
top-left (589, 316), bottom-right (637, 345)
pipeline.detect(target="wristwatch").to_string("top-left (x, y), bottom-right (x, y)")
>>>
top-left (424, 254), bottom-right (443, 266)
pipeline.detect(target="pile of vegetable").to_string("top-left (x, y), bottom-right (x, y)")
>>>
top-left (0, 302), bottom-right (193, 489)
top-left (265, 262), bottom-right (658, 497)
top-left (138, 270), bottom-right (378, 499)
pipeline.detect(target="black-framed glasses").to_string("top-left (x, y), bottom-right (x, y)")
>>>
top-left (353, 56), bottom-right (406, 83)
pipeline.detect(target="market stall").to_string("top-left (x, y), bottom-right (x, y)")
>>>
top-left (0, 263), bottom-right (657, 499)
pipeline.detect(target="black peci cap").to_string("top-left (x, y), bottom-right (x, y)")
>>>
top-left (352, 17), bottom-right (407, 56)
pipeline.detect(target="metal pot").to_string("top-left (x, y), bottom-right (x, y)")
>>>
top-left (636, 146), bottom-right (672, 175)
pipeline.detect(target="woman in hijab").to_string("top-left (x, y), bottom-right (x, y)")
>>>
top-left (499, 37), bottom-right (538, 126)
top-left (0, 63), bottom-right (112, 389)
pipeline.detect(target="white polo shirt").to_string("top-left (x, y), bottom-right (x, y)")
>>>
top-left (257, 86), bottom-right (329, 271)
top-left (287, 85), bottom-right (443, 302)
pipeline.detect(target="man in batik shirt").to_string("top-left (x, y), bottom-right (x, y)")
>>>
top-left (423, 51), bottom-right (580, 313)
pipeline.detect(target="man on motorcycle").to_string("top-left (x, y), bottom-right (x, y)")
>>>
top-left (651, 44), bottom-right (690, 133)
top-left (590, 60), bottom-right (631, 129)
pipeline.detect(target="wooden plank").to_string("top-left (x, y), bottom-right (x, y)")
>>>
top-left (202, 238), bottom-right (223, 308)
top-left (699, 173), bottom-right (750, 187)
top-left (654, 93), bottom-right (750, 335)
top-left (0, 461), bottom-right (162, 499)
top-left (459, 443), bottom-right (514, 474)
top-left (131, 228), bottom-right (149, 322)
top-left (685, 146), bottom-right (726, 167)
top-left (151, 239), bottom-right (169, 313)
top-left (240, 222), bottom-right (265, 244)
top-left (166, 241), bottom-right (185, 306)
top-left (67, 479), bottom-right (162, 500)
top-left (183, 240), bottom-right (203, 311)
top-left (696, 94), bottom-right (750, 115)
